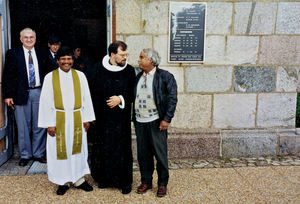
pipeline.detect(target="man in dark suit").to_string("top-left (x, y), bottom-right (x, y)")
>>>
top-left (44, 35), bottom-right (61, 73)
top-left (2, 27), bottom-right (47, 166)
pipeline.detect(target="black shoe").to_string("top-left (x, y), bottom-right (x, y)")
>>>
top-left (98, 184), bottom-right (107, 189)
top-left (33, 157), bottom-right (47, 163)
top-left (19, 158), bottom-right (30, 166)
top-left (56, 185), bottom-right (69, 195)
top-left (76, 181), bottom-right (93, 192)
top-left (122, 185), bottom-right (132, 194)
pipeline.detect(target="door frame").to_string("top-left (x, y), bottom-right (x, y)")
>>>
top-left (0, 0), bottom-right (13, 167)
top-left (106, 0), bottom-right (116, 47)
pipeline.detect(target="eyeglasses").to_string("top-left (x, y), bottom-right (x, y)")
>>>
top-left (117, 53), bottom-right (129, 58)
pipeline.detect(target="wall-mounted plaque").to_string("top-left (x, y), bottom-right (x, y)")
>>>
top-left (168, 2), bottom-right (206, 63)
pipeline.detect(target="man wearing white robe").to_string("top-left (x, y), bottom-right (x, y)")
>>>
top-left (38, 46), bottom-right (95, 195)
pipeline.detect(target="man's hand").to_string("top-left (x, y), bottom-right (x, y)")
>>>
top-left (84, 122), bottom-right (90, 132)
top-left (106, 96), bottom-right (121, 108)
top-left (47, 127), bottom-right (56, 137)
top-left (159, 120), bottom-right (169, 131)
top-left (4, 98), bottom-right (15, 110)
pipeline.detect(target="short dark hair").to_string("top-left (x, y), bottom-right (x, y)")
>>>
top-left (56, 46), bottom-right (73, 60)
top-left (48, 35), bottom-right (61, 45)
top-left (108, 41), bottom-right (127, 56)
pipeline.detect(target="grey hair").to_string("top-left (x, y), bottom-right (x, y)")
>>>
top-left (20, 28), bottom-right (36, 37)
top-left (142, 48), bottom-right (161, 67)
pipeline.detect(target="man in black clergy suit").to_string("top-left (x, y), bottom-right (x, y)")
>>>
top-left (2, 27), bottom-right (47, 166)
top-left (44, 35), bottom-right (61, 73)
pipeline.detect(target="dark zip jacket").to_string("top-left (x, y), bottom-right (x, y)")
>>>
top-left (133, 67), bottom-right (178, 123)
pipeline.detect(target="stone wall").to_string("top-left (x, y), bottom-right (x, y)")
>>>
top-left (115, 0), bottom-right (300, 158)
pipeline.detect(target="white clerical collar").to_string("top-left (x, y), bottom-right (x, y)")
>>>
top-left (102, 55), bottom-right (127, 72)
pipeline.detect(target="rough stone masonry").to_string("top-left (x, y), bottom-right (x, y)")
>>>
top-left (115, 0), bottom-right (300, 158)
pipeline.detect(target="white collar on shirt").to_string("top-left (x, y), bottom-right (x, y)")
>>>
top-left (23, 46), bottom-right (35, 54)
top-left (50, 50), bottom-right (55, 58)
top-left (143, 67), bottom-right (156, 77)
top-left (102, 55), bottom-right (127, 72)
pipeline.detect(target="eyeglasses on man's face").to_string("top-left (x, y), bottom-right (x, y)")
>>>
top-left (117, 53), bottom-right (129, 58)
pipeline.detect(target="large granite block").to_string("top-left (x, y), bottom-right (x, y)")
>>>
top-left (205, 35), bottom-right (226, 64)
top-left (259, 36), bottom-right (300, 65)
top-left (132, 129), bottom-right (221, 160)
top-left (234, 2), bottom-right (276, 35)
top-left (206, 2), bottom-right (232, 34)
top-left (154, 35), bottom-right (168, 66)
top-left (257, 93), bottom-right (297, 127)
top-left (226, 36), bottom-right (259, 65)
top-left (167, 129), bottom-right (221, 159)
top-left (125, 35), bottom-right (152, 66)
top-left (115, 35), bottom-right (124, 42)
top-left (160, 66), bottom-right (184, 93)
top-left (278, 129), bottom-right (300, 155)
top-left (186, 66), bottom-right (232, 92)
top-left (234, 66), bottom-right (276, 92)
top-left (276, 66), bottom-right (299, 92)
top-left (276, 2), bottom-right (300, 34)
top-left (171, 94), bottom-right (212, 129)
top-left (222, 129), bottom-right (277, 157)
top-left (213, 94), bottom-right (256, 128)
top-left (116, 0), bottom-right (141, 34)
top-left (142, 1), bottom-right (169, 34)
top-left (205, 36), bottom-right (259, 65)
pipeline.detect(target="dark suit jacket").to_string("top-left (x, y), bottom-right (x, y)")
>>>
top-left (2, 47), bottom-right (46, 105)
top-left (44, 49), bottom-right (58, 74)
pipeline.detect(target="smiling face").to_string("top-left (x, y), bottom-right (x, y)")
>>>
top-left (57, 55), bottom-right (73, 72)
top-left (20, 30), bottom-right (36, 50)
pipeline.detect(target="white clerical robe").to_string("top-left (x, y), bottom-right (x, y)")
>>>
top-left (38, 68), bottom-right (95, 185)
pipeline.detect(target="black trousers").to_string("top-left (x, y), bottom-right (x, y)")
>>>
top-left (135, 119), bottom-right (169, 186)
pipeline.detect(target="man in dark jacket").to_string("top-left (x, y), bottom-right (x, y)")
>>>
top-left (44, 35), bottom-right (61, 73)
top-left (134, 48), bottom-right (177, 197)
top-left (2, 28), bottom-right (47, 166)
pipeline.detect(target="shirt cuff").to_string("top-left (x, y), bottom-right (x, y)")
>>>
top-left (118, 95), bottom-right (125, 109)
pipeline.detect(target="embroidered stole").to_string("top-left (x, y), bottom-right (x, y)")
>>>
top-left (52, 68), bottom-right (82, 160)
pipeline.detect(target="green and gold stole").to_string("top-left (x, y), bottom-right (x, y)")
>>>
top-left (52, 68), bottom-right (82, 160)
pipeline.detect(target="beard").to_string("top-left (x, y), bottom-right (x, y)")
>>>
top-left (116, 60), bottom-right (126, 67)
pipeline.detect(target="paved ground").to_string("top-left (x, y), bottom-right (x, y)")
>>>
top-left (0, 153), bottom-right (299, 203)
top-left (0, 166), bottom-right (299, 203)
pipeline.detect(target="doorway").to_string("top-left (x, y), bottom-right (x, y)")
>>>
top-left (9, 0), bottom-right (107, 63)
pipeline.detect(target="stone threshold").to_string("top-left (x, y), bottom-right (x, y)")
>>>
top-left (0, 154), bottom-right (299, 176)
top-left (131, 128), bottom-right (300, 159)
top-left (165, 155), bottom-right (300, 170)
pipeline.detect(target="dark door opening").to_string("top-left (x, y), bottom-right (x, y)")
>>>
top-left (9, 0), bottom-right (107, 63)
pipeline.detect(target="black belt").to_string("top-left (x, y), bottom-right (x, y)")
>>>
top-left (28, 86), bottom-right (41, 89)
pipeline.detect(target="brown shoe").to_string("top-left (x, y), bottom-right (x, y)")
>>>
top-left (157, 185), bottom-right (167, 197)
top-left (137, 184), bottom-right (152, 194)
